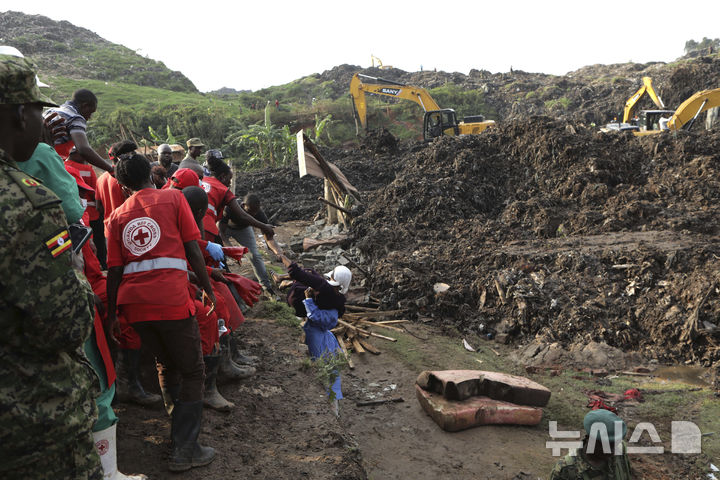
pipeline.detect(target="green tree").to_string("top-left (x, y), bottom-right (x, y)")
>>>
top-left (685, 37), bottom-right (720, 54)
top-left (226, 102), bottom-right (296, 169)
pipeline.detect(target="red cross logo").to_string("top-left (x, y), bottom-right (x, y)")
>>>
top-left (96, 439), bottom-right (109, 456)
top-left (123, 217), bottom-right (161, 256)
top-left (133, 227), bottom-right (151, 246)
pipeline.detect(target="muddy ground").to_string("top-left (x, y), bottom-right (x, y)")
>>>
top-left (116, 218), bottom-right (720, 479)
top-left (121, 115), bottom-right (720, 478)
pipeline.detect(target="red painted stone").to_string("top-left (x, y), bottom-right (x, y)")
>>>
top-left (416, 370), bottom-right (551, 406)
top-left (415, 385), bottom-right (543, 431)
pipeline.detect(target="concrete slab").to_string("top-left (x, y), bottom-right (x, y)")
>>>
top-left (416, 370), bottom-right (551, 406)
top-left (416, 385), bottom-right (544, 432)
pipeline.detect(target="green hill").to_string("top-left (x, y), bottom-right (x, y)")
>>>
top-left (0, 11), bottom-right (197, 92)
top-left (3, 10), bottom-right (719, 165)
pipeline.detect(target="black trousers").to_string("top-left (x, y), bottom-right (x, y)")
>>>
top-left (131, 317), bottom-right (205, 402)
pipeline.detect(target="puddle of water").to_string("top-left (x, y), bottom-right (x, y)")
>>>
top-left (652, 365), bottom-right (709, 387)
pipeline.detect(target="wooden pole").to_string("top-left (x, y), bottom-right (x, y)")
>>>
top-left (324, 178), bottom-right (338, 224)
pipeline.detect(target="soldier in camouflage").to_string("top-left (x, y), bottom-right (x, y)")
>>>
top-left (0, 54), bottom-right (102, 479)
top-left (549, 410), bottom-right (632, 480)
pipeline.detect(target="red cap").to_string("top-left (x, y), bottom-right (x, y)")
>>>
top-left (64, 164), bottom-right (94, 192)
top-left (170, 168), bottom-right (200, 190)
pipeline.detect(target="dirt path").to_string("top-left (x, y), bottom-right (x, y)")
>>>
top-left (116, 314), bottom-right (365, 480)
top-left (339, 325), bottom-right (551, 480)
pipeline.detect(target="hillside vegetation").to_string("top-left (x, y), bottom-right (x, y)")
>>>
top-left (3, 11), bottom-right (720, 166)
top-left (0, 11), bottom-right (197, 92)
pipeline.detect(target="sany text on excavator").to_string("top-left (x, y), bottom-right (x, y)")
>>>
top-left (349, 73), bottom-right (495, 141)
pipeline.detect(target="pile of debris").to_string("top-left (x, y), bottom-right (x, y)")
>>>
top-left (233, 132), bottom-right (405, 222)
top-left (351, 117), bottom-right (720, 370)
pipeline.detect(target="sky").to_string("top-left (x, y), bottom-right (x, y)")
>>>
top-left (4, 1), bottom-right (720, 92)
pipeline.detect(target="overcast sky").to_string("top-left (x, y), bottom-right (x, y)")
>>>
top-left (4, 1), bottom-right (719, 92)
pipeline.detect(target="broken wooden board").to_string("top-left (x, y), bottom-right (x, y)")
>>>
top-left (415, 385), bottom-right (543, 432)
top-left (302, 235), bottom-right (349, 251)
top-left (416, 370), bottom-right (551, 407)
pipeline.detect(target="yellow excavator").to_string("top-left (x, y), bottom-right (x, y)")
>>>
top-left (349, 73), bottom-right (495, 141)
top-left (370, 55), bottom-right (392, 70)
top-left (634, 87), bottom-right (720, 136)
top-left (623, 76), bottom-right (665, 123)
top-left (604, 77), bottom-right (671, 133)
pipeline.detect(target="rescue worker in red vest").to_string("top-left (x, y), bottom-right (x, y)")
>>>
top-left (203, 149), bottom-right (276, 244)
top-left (42, 89), bottom-right (113, 172)
top-left (96, 140), bottom-right (135, 222)
top-left (181, 185), bottom-right (253, 412)
top-left (66, 147), bottom-right (105, 267)
top-left (105, 153), bottom-right (217, 472)
top-left (96, 140), bottom-right (160, 407)
top-left (63, 165), bottom-right (148, 480)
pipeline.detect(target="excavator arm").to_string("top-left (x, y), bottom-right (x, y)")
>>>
top-left (350, 73), bottom-right (441, 130)
top-left (667, 88), bottom-right (720, 130)
top-left (623, 77), bottom-right (665, 123)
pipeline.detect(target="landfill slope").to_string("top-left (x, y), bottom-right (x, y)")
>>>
top-left (351, 118), bottom-right (720, 371)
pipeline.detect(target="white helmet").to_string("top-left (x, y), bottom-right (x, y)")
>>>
top-left (325, 265), bottom-right (352, 294)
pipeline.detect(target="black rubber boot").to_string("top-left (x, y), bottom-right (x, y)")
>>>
top-left (168, 401), bottom-right (216, 472)
top-left (116, 349), bottom-right (162, 407)
top-left (218, 336), bottom-right (255, 382)
top-left (203, 355), bottom-right (234, 412)
top-left (228, 335), bottom-right (258, 366)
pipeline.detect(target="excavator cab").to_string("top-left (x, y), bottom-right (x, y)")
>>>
top-left (423, 109), bottom-right (460, 140)
top-left (638, 110), bottom-right (675, 131)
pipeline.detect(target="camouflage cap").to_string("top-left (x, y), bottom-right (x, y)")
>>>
top-left (0, 54), bottom-right (57, 107)
top-left (187, 137), bottom-right (204, 147)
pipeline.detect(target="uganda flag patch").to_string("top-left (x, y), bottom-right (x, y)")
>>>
top-left (45, 229), bottom-right (72, 257)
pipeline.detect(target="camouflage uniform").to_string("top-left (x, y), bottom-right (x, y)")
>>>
top-left (0, 54), bottom-right (102, 480)
top-left (549, 444), bottom-right (632, 480)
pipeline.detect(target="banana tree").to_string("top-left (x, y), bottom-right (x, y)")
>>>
top-left (227, 102), bottom-right (296, 168)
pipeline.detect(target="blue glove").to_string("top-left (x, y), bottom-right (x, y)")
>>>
top-left (205, 242), bottom-right (224, 262)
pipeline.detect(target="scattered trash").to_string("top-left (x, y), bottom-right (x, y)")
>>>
top-left (433, 282), bottom-right (450, 293)
top-left (463, 339), bottom-right (476, 352)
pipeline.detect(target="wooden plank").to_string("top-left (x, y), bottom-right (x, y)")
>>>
top-left (318, 196), bottom-right (352, 216)
top-left (351, 337), bottom-right (365, 354)
top-left (344, 310), bottom-right (404, 319)
top-left (334, 333), bottom-right (354, 369)
top-left (357, 338), bottom-right (381, 355)
top-left (346, 305), bottom-right (380, 312)
top-left (356, 397), bottom-right (404, 407)
top-left (338, 319), bottom-right (396, 341)
top-left (357, 319), bottom-right (405, 332)
top-left (368, 331), bottom-right (397, 342)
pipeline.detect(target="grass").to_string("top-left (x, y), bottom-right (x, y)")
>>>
top-left (251, 301), bottom-right (301, 328)
top-left (544, 97), bottom-right (571, 110)
top-left (381, 324), bottom-right (720, 473)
